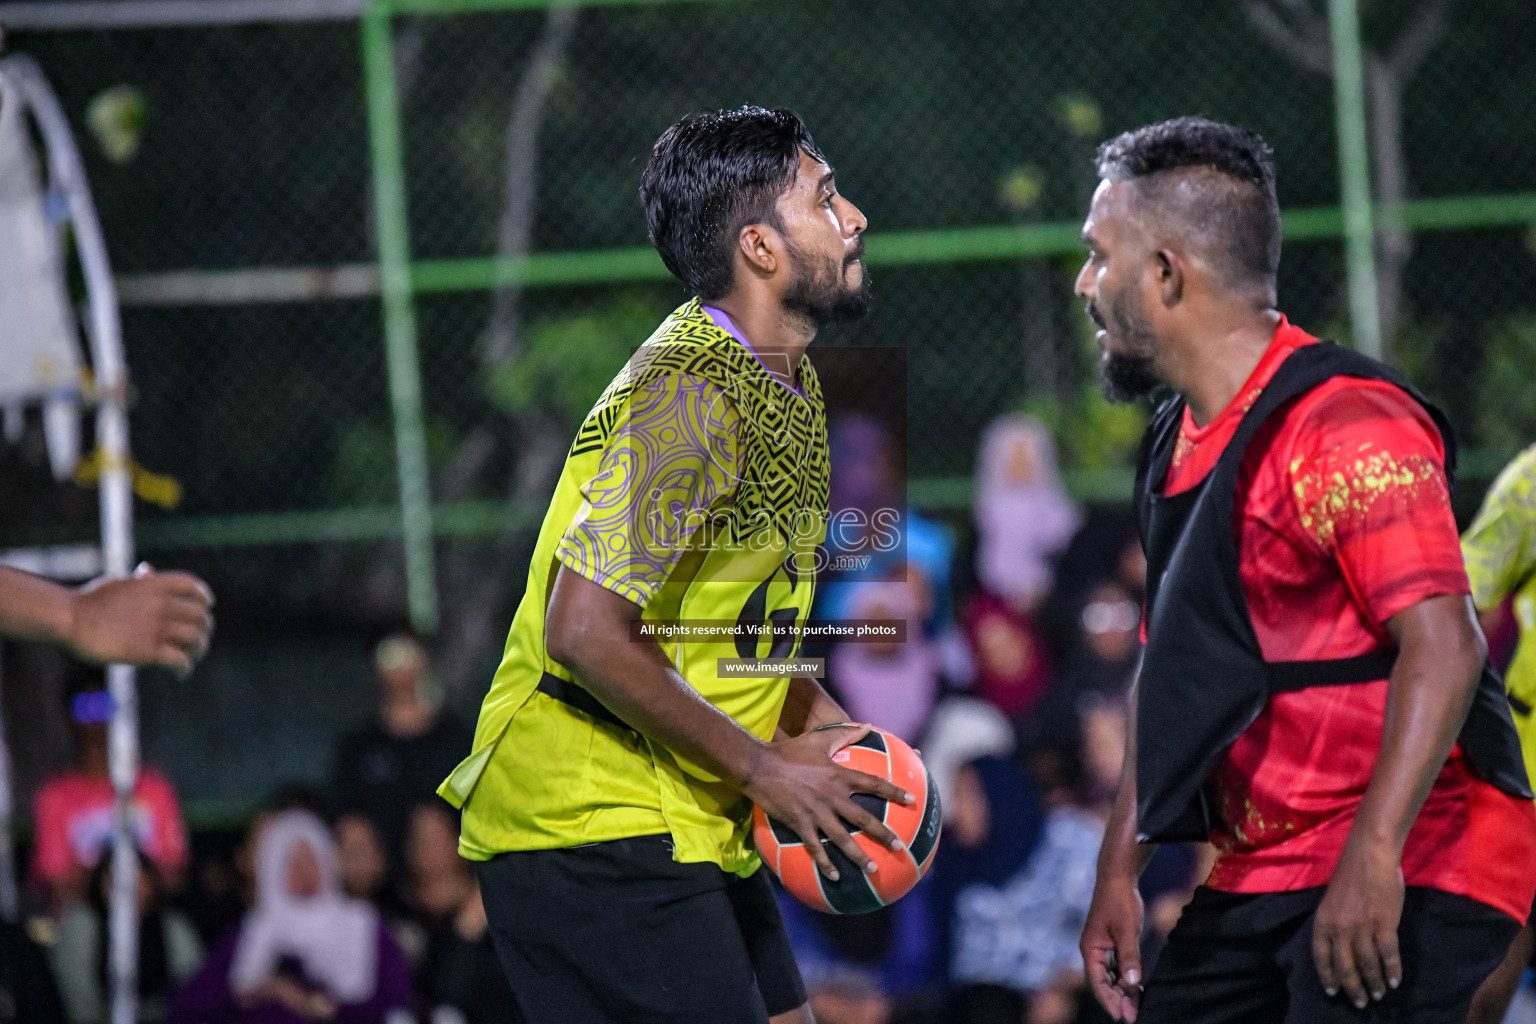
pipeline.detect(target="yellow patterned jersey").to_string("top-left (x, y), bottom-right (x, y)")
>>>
top-left (1464, 444), bottom-right (1536, 786)
top-left (439, 299), bottom-right (830, 874)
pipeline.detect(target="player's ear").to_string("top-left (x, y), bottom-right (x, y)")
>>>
top-left (1155, 248), bottom-right (1185, 307)
top-left (738, 223), bottom-right (779, 277)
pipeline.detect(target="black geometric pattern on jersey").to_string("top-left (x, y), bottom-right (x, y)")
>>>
top-left (569, 298), bottom-right (830, 546)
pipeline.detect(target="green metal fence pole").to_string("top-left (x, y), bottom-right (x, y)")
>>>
top-left (1327, 0), bottom-right (1382, 359)
top-left (362, 0), bottom-right (440, 631)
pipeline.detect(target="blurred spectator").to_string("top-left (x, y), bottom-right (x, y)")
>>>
top-left (403, 804), bottom-right (471, 927)
top-left (1057, 581), bottom-right (1140, 698)
top-left (945, 700), bottom-right (1126, 1024)
top-left (329, 635), bottom-right (472, 871)
top-left (959, 415), bottom-right (1078, 720)
top-left (828, 577), bottom-right (939, 743)
top-left (805, 969), bottom-right (891, 1024)
top-left (183, 830), bottom-right (249, 948)
top-left (1040, 510), bottom-right (1144, 667)
top-left (168, 809), bottom-right (411, 1024)
top-left (404, 802), bottom-right (517, 1024)
top-left (779, 887), bottom-right (937, 1018)
top-left (32, 675), bottom-right (188, 911)
top-left (51, 850), bottom-right (202, 1024)
top-left (972, 415), bottom-right (1079, 613)
top-left (819, 413), bottom-right (957, 632)
top-left (0, 915), bottom-right (67, 1024)
top-left (960, 589), bottom-right (1052, 718)
top-left (334, 810), bottom-right (425, 971)
top-left (931, 754), bottom-right (1046, 1002)
top-left (1022, 579), bottom-right (1140, 796)
top-left (334, 813), bottom-right (391, 908)
top-left (918, 698), bottom-right (1016, 815)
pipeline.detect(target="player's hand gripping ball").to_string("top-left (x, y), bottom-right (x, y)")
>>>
top-left (753, 727), bottom-right (941, 914)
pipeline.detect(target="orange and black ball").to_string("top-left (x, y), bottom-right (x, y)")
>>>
top-left (753, 727), bottom-right (942, 915)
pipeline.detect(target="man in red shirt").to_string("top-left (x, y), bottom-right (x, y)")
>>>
top-left (1076, 116), bottom-right (1536, 1023)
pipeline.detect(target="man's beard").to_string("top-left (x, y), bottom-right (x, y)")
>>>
top-left (782, 237), bottom-right (871, 325)
top-left (1100, 350), bottom-right (1162, 404)
top-left (1089, 295), bottom-right (1162, 403)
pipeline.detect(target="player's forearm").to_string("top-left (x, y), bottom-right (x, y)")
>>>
top-left (552, 624), bottom-right (771, 790)
top-left (1098, 764), bottom-right (1156, 883)
top-left (777, 676), bottom-right (850, 737)
top-left (1098, 683), bottom-right (1157, 882)
top-left (1350, 595), bottom-right (1484, 855)
top-left (0, 565), bottom-right (80, 648)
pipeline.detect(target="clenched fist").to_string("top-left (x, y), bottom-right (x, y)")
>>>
top-left (67, 565), bottom-right (215, 675)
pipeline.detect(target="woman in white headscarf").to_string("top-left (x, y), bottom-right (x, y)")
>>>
top-left (169, 809), bottom-right (412, 1024)
top-left (962, 416), bottom-right (1081, 717)
top-left (973, 415), bottom-right (1079, 610)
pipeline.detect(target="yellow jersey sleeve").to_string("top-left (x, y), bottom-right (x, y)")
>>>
top-left (556, 373), bottom-right (742, 608)
top-left (1463, 445), bottom-right (1536, 611)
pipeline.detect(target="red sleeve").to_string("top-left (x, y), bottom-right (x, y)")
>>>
top-left (29, 779), bottom-right (72, 885)
top-left (1283, 380), bottom-right (1469, 628)
top-left (140, 770), bottom-right (189, 871)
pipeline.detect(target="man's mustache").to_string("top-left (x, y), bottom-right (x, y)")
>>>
top-left (844, 237), bottom-right (867, 267)
top-left (1085, 301), bottom-right (1108, 330)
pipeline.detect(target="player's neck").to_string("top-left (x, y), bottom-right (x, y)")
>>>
top-left (706, 293), bottom-right (813, 389)
top-left (1169, 306), bottom-right (1281, 428)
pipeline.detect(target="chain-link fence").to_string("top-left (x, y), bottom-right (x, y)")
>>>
top-left (5, 0), bottom-right (1536, 802)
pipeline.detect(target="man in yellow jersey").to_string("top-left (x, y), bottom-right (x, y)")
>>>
top-left (438, 106), bottom-right (912, 1024)
top-left (1462, 443), bottom-right (1536, 1024)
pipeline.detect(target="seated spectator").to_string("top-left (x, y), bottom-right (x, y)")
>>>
top-left (918, 698), bottom-right (1016, 814)
top-left (1021, 579), bottom-right (1141, 794)
top-left (403, 803), bottom-right (473, 927)
top-left (32, 674), bottom-right (188, 911)
top-left (930, 754), bottom-right (1046, 991)
top-left (329, 635), bottom-right (472, 873)
top-left (972, 415), bottom-right (1079, 614)
top-left (778, 886), bottom-right (938, 1019)
top-left (806, 968), bottom-right (891, 1024)
top-left (334, 809), bottom-right (426, 970)
top-left (828, 577), bottom-right (940, 743)
top-left (405, 802), bottom-right (518, 1024)
top-left (960, 415), bottom-right (1078, 718)
top-left (333, 812), bottom-right (391, 909)
top-left (1040, 511), bottom-right (1144, 660)
top-left (51, 849), bottom-right (202, 1024)
top-left (0, 914), bottom-right (66, 1024)
top-left (960, 588), bottom-right (1053, 719)
top-left (168, 809), bottom-right (411, 1024)
top-left (1057, 580), bottom-right (1141, 699)
top-left (946, 701), bottom-right (1125, 1024)
top-left (816, 413), bottom-right (957, 637)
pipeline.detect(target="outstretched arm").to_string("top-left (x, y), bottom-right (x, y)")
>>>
top-left (0, 563), bottom-right (213, 674)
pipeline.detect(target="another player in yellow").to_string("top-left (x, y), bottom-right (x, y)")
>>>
top-left (1464, 443), bottom-right (1536, 1024)
top-left (438, 107), bottom-right (911, 1024)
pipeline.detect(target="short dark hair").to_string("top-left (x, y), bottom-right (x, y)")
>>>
top-left (1095, 117), bottom-right (1281, 291)
top-left (641, 106), bottom-right (825, 300)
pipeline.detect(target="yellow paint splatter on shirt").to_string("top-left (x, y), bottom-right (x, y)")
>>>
top-left (1293, 449), bottom-right (1442, 549)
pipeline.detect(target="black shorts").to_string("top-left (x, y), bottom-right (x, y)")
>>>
top-left (1138, 885), bottom-right (1520, 1024)
top-left (477, 834), bottom-right (808, 1024)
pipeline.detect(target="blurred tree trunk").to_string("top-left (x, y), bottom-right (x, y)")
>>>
top-left (1246, 0), bottom-right (1452, 356)
top-left (433, 6), bottom-right (579, 699)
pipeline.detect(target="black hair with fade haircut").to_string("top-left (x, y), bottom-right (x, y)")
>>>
top-left (641, 106), bottom-right (825, 300)
top-left (1095, 116), bottom-right (1281, 293)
